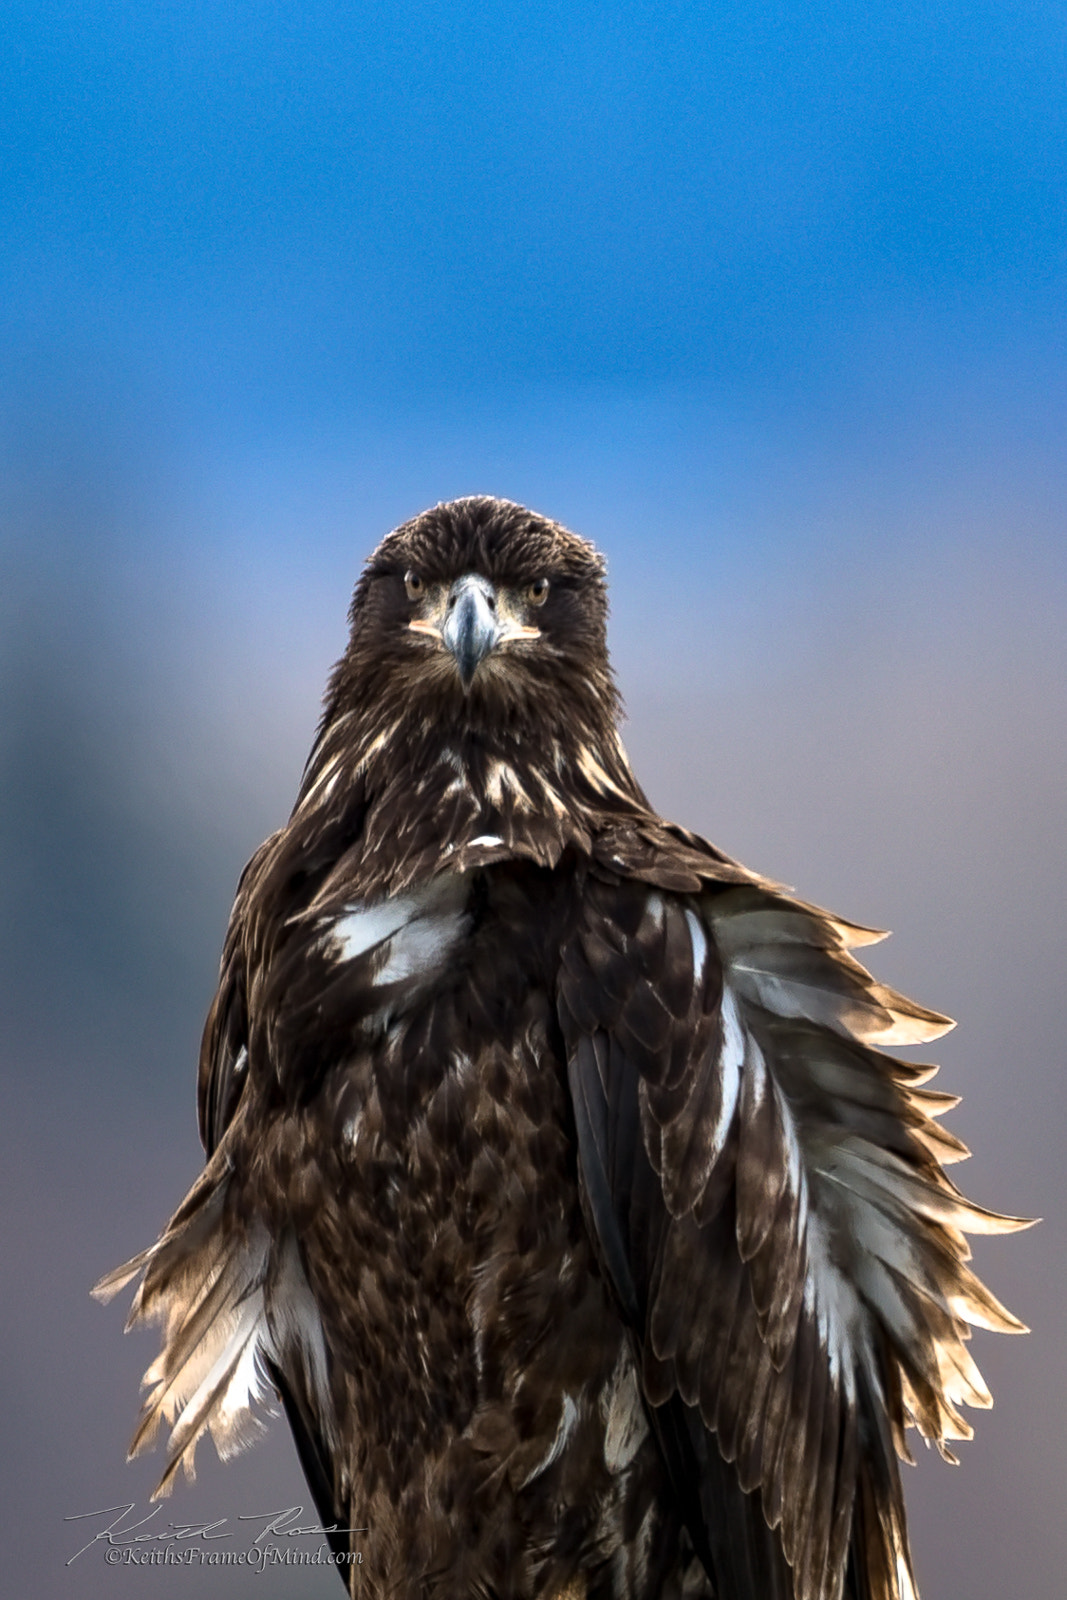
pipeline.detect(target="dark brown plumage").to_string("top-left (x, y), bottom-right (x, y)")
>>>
top-left (96, 496), bottom-right (1029, 1600)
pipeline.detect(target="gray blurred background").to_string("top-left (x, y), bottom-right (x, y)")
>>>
top-left (2, 3), bottom-right (1065, 1595)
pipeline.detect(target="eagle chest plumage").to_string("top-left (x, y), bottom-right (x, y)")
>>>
top-left (97, 497), bottom-right (1028, 1600)
top-left (251, 856), bottom-right (670, 1598)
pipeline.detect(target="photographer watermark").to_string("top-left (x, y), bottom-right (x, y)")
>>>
top-left (65, 1502), bottom-right (367, 1573)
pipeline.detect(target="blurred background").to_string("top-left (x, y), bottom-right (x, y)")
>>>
top-left (1, 3), bottom-right (1063, 1596)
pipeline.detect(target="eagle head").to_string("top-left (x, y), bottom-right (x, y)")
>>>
top-left (290, 498), bottom-right (648, 891)
top-left (332, 497), bottom-right (618, 728)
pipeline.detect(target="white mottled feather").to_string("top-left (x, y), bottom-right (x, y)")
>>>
top-left (520, 1393), bottom-right (580, 1487)
top-left (600, 1347), bottom-right (650, 1474)
top-left (709, 985), bottom-right (744, 1166)
top-left (95, 1194), bottom-right (332, 1499)
top-left (329, 873), bottom-right (469, 988)
top-left (332, 895), bottom-right (422, 961)
top-left (685, 907), bottom-right (708, 985)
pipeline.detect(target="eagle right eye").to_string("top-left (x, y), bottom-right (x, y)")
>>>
top-left (404, 570), bottom-right (424, 601)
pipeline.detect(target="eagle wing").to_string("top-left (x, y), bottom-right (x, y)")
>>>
top-left (197, 912), bottom-right (250, 1158)
top-left (96, 818), bottom-right (357, 1541)
top-left (197, 945), bottom-right (350, 1556)
top-left (194, 830), bottom-right (358, 1557)
top-left (557, 858), bottom-right (1028, 1600)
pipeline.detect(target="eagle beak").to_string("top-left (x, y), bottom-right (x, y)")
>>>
top-left (442, 574), bottom-right (501, 688)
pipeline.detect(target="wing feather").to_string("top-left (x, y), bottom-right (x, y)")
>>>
top-left (559, 870), bottom-right (1029, 1600)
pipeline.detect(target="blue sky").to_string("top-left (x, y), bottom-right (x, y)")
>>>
top-left (4, 0), bottom-right (1065, 415)
top-left (3, 1), bottom-right (1065, 639)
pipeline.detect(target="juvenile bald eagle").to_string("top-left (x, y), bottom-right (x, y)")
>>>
top-left (96, 497), bottom-right (1027, 1600)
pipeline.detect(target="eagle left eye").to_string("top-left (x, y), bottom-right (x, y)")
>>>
top-left (527, 578), bottom-right (549, 606)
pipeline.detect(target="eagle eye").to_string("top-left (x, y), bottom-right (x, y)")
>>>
top-left (404, 570), bottom-right (424, 601)
top-left (527, 577), bottom-right (549, 607)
